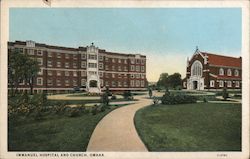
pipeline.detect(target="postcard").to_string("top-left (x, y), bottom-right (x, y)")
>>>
top-left (0, 0), bottom-right (249, 159)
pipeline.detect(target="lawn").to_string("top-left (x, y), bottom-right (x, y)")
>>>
top-left (134, 103), bottom-right (241, 151)
top-left (8, 107), bottom-right (117, 151)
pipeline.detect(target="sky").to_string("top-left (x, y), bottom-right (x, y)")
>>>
top-left (10, 8), bottom-right (242, 82)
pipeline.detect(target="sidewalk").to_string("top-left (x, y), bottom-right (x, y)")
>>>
top-left (86, 95), bottom-right (151, 151)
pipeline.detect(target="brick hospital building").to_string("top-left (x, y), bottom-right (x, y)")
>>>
top-left (8, 41), bottom-right (147, 93)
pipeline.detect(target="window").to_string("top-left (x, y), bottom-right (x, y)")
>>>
top-left (57, 71), bottom-right (61, 76)
top-left (73, 54), bottom-right (77, 59)
top-left (112, 74), bottom-right (115, 78)
top-left (112, 66), bottom-right (115, 71)
top-left (136, 66), bottom-right (140, 72)
top-left (141, 66), bottom-right (145, 72)
top-left (88, 54), bottom-right (97, 60)
top-left (88, 63), bottom-right (97, 68)
top-left (130, 74), bottom-right (134, 78)
top-left (99, 72), bottom-right (103, 77)
top-left (141, 80), bottom-right (144, 87)
top-left (38, 69), bottom-right (43, 75)
top-left (81, 53), bottom-right (86, 59)
top-left (136, 74), bottom-right (140, 79)
top-left (141, 59), bottom-right (145, 64)
top-left (112, 58), bottom-right (116, 63)
top-left (65, 71), bottom-right (70, 76)
top-left (130, 65), bottom-right (135, 71)
top-left (37, 78), bottom-right (43, 85)
top-left (124, 81), bottom-right (127, 87)
top-left (219, 80), bottom-right (224, 87)
top-left (136, 80), bottom-right (140, 87)
top-left (99, 55), bottom-right (103, 61)
top-left (236, 81), bottom-right (240, 87)
top-left (57, 53), bottom-right (61, 58)
top-left (37, 50), bottom-right (42, 56)
top-left (100, 79), bottom-right (103, 86)
top-left (47, 79), bottom-right (53, 86)
top-left (47, 60), bottom-right (52, 67)
top-left (183, 82), bottom-right (186, 88)
top-left (227, 81), bottom-right (232, 87)
top-left (227, 69), bottom-right (232, 76)
top-left (73, 71), bottom-right (77, 77)
top-left (81, 79), bottom-right (86, 86)
top-left (124, 59), bottom-right (127, 64)
top-left (105, 65), bottom-right (109, 70)
top-left (73, 62), bottom-right (77, 68)
top-left (99, 63), bottom-right (103, 69)
top-left (73, 80), bottom-right (77, 86)
top-left (118, 74), bottom-right (122, 78)
top-left (131, 59), bottom-right (135, 64)
top-left (65, 80), bottom-right (70, 86)
top-left (136, 59), bottom-right (140, 64)
top-left (124, 66), bottom-right (128, 71)
top-left (48, 52), bottom-right (52, 57)
top-left (47, 70), bottom-right (52, 76)
top-left (57, 79), bottom-right (61, 86)
top-left (219, 68), bottom-right (224, 75)
top-left (105, 57), bottom-right (109, 62)
top-left (112, 81), bottom-right (116, 87)
top-left (141, 74), bottom-right (145, 79)
top-left (118, 59), bottom-right (121, 63)
top-left (130, 80), bottom-right (134, 87)
top-left (234, 70), bottom-right (239, 76)
top-left (191, 60), bottom-right (203, 77)
top-left (105, 73), bottom-right (109, 78)
top-left (210, 80), bottom-right (215, 87)
top-left (65, 54), bottom-right (70, 59)
top-left (81, 61), bottom-right (86, 68)
top-left (81, 71), bottom-right (86, 76)
top-left (37, 58), bottom-right (43, 66)
top-left (27, 49), bottom-right (34, 55)
top-left (65, 62), bottom-right (70, 68)
top-left (105, 81), bottom-right (109, 86)
top-left (57, 61), bottom-right (61, 67)
top-left (118, 81), bottom-right (122, 87)
top-left (118, 66), bottom-right (122, 71)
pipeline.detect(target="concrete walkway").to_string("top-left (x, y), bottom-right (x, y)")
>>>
top-left (87, 94), bottom-right (152, 151)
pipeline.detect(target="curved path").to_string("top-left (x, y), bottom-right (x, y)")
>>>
top-left (87, 94), bottom-right (152, 151)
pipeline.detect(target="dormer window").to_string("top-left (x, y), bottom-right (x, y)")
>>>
top-left (219, 68), bottom-right (224, 75)
top-left (227, 69), bottom-right (232, 76)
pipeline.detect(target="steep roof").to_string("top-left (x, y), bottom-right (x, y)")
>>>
top-left (201, 52), bottom-right (241, 68)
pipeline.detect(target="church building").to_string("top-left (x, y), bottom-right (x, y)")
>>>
top-left (182, 47), bottom-right (242, 90)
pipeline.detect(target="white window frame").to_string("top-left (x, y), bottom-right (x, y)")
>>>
top-left (235, 81), bottom-right (240, 87)
top-left (36, 77), bottom-right (43, 85)
top-left (219, 80), bottom-right (224, 87)
top-left (219, 68), bottom-right (224, 75)
top-left (227, 69), bottom-right (232, 76)
top-left (227, 81), bottom-right (232, 87)
top-left (210, 80), bottom-right (215, 87)
top-left (234, 70), bottom-right (239, 76)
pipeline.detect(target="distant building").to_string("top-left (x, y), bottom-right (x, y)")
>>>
top-left (183, 47), bottom-right (242, 90)
top-left (8, 40), bottom-right (147, 93)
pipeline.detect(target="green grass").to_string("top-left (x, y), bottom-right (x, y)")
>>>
top-left (8, 108), bottom-right (116, 151)
top-left (135, 103), bottom-right (241, 151)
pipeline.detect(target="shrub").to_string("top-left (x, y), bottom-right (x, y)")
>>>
top-left (68, 108), bottom-right (81, 117)
top-left (111, 95), bottom-right (117, 100)
top-left (123, 90), bottom-right (133, 100)
top-left (91, 106), bottom-right (98, 115)
top-left (161, 93), bottom-right (197, 105)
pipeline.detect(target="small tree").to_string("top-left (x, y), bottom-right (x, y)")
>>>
top-left (222, 87), bottom-right (229, 101)
top-left (148, 88), bottom-right (153, 98)
top-left (24, 58), bottom-right (39, 95)
top-left (101, 87), bottom-right (110, 106)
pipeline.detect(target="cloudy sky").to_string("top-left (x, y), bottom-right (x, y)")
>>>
top-left (10, 8), bottom-right (241, 82)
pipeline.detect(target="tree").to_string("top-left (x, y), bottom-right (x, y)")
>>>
top-left (157, 73), bottom-right (169, 88)
top-left (8, 50), bottom-right (39, 96)
top-left (101, 87), bottom-right (110, 106)
top-left (23, 58), bottom-right (39, 95)
top-left (167, 73), bottom-right (182, 89)
top-left (156, 72), bottom-right (182, 90)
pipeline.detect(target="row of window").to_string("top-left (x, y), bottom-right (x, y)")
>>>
top-left (210, 80), bottom-right (240, 88)
top-left (34, 78), bottom-right (145, 87)
top-left (219, 68), bottom-right (239, 77)
top-left (43, 70), bottom-right (146, 79)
